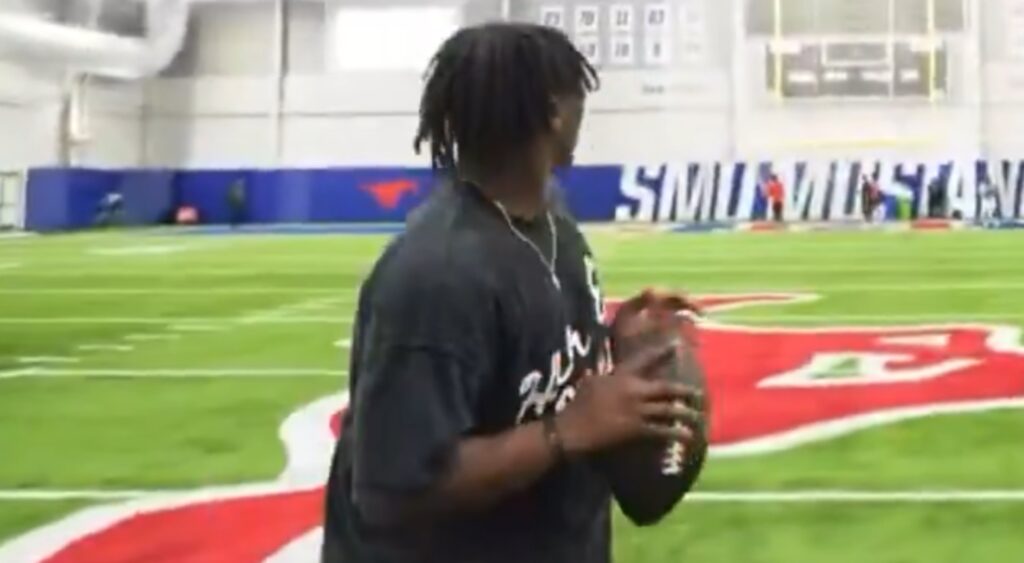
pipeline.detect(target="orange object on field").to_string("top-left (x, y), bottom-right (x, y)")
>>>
top-left (176, 206), bottom-right (199, 225)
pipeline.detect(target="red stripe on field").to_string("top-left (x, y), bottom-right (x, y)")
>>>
top-left (43, 489), bottom-right (325, 563)
top-left (911, 219), bottom-right (953, 231)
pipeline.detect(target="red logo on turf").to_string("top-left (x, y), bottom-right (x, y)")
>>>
top-left (608, 294), bottom-right (1024, 456)
top-left (361, 178), bottom-right (418, 210)
top-left (8, 294), bottom-right (1024, 562)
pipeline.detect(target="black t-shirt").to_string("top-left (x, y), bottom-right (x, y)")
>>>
top-left (322, 182), bottom-right (614, 563)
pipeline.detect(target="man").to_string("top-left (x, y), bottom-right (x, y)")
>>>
top-left (321, 23), bottom-right (700, 563)
top-left (227, 178), bottom-right (247, 228)
top-left (979, 178), bottom-right (1001, 227)
top-left (927, 177), bottom-right (946, 218)
top-left (763, 173), bottom-right (784, 222)
top-left (861, 174), bottom-right (882, 222)
top-left (95, 190), bottom-right (124, 228)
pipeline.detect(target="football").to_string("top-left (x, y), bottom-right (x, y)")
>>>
top-left (597, 303), bottom-right (710, 526)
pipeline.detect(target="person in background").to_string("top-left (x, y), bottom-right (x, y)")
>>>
top-left (95, 190), bottom-right (124, 228)
top-left (927, 177), bottom-right (946, 219)
top-left (979, 177), bottom-right (1001, 228)
top-left (228, 178), bottom-right (247, 228)
top-left (763, 173), bottom-right (785, 223)
top-left (861, 174), bottom-right (882, 222)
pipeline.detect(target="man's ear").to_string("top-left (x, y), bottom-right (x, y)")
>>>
top-left (551, 114), bottom-right (564, 133)
top-left (550, 97), bottom-right (564, 132)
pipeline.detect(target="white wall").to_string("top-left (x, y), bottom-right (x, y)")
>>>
top-left (77, 80), bottom-right (145, 167)
top-left (141, 0), bottom-right (1024, 168)
top-left (0, 60), bottom-right (144, 170)
top-left (143, 0), bottom-right (732, 167)
top-left (0, 60), bottom-right (63, 170)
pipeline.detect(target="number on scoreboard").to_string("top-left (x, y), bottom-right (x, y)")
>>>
top-left (539, 5), bottom-right (566, 31)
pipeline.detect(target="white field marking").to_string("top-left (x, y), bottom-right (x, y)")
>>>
top-left (16, 357), bottom-right (79, 365)
top-left (87, 244), bottom-right (189, 257)
top-left (288, 297), bottom-right (348, 311)
top-left (76, 344), bottom-right (133, 353)
top-left (720, 313), bottom-right (1024, 323)
top-left (124, 333), bottom-right (180, 342)
top-left (0, 490), bottom-right (172, 501)
top-left (0, 288), bottom-right (351, 297)
top-left (0, 317), bottom-right (350, 325)
top-left (266, 528), bottom-right (324, 563)
top-left (0, 392), bottom-right (348, 563)
top-left (0, 368), bottom-right (37, 379)
top-left (1, 368), bottom-right (347, 379)
top-left (277, 393), bottom-right (348, 486)
top-left (239, 296), bottom-right (349, 324)
top-left (169, 324), bottom-right (226, 333)
top-left (711, 398), bottom-right (1024, 458)
top-left (682, 490), bottom-right (1024, 503)
top-left (2, 284), bottom-right (1024, 298)
top-left (4, 489), bottom-right (1024, 504)
top-left (0, 232), bottom-right (32, 240)
top-left (9, 263), bottom-right (1024, 277)
top-left (649, 282), bottom-right (1024, 294)
top-left (334, 338), bottom-right (351, 349)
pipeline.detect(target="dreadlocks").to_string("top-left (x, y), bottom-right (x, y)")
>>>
top-left (414, 22), bottom-right (599, 173)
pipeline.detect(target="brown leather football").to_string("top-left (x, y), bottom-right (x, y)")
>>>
top-left (597, 305), bottom-right (710, 526)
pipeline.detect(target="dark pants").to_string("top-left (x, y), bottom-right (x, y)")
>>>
top-left (771, 201), bottom-right (783, 222)
top-left (230, 207), bottom-right (245, 228)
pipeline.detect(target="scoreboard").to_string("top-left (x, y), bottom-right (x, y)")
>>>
top-left (766, 38), bottom-right (949, 99)
top-left (533, 1), bottom-right (708, 68)
top-left (746, 0), bottom-right (967, 101)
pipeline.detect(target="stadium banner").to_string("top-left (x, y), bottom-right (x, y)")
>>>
top-left (23, 160), bottom-right (1024, 231)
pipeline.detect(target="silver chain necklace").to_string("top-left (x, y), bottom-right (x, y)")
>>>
top-left (492, 200), bottom-right (560, 291)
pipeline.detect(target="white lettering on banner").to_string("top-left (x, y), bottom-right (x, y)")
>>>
top-left (614, 160), bottom-right (1024, 222)
top-left (615, 165), bottom-right (659, 221)
top-left (996, 161), bottom-right (1024, 217)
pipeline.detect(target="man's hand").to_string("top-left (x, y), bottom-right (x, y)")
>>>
top-left (555, 343), bottom-right (702, 456)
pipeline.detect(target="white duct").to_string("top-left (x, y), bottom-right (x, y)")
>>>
top-left (0, 0), bottom-right (189, 79)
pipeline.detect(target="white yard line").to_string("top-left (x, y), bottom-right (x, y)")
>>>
top-left (0, 317), bottom-right (349, 325)
top-left (124, 333), bottom-right (180, 342)
top-left (6, 282), bottom-right (1024, 296)
top-left (0, 288), bottom-right (349, 296)
top-left (2, 489), bottom-right (1023, 503)
top-left (169, 324), bottom-right (227, 333)
top-left (0, 368), bottom-right (347, 379)
top-left (0, 232), bottom-right (32, 240)
top-left (4, 313), bottom-right (1022, 325)
top-left (0, 368), bottom-right (37, 379)
top-left (76, 344), bottom-right (133, 352)
top-left (723, 313), bottom-right (1024, 323)
top-left (683, 490), bottom-right (1024, 503)
top-left (0, 490), bottom-right (173, 501)
top-left (16, 357), bottom-right (79, 365)
top-left (334, 338), bottom-right (351, 349)
top-left (239, 297), bottom-right (349, 324)
top-left (5, 264), bottom-right (1024, 276)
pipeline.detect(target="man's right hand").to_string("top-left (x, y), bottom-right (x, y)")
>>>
top-left (555, 343), bottom-right (702, 456)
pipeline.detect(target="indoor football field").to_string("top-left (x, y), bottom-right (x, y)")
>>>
top-left (1, 227), bottom-right (1023, 562)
